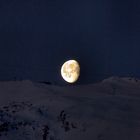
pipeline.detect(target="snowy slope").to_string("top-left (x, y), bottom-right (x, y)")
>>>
top-left (0, 77), bottom-right (140, 140)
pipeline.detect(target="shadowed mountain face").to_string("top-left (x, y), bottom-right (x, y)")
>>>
top-left (0, 77), bottom-right (140, 140)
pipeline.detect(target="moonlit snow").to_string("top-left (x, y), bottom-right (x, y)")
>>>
top-left (0, 77), bottom-right (140, 140)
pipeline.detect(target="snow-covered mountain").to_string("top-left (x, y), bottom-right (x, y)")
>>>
top-left (0, 77), bottom-right (140, 140)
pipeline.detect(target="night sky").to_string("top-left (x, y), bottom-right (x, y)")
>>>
top-left (0, 0), bottom-right (140, 84)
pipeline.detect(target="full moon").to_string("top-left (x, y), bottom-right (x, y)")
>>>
top-left (61, 60), bottom-right (80, 83)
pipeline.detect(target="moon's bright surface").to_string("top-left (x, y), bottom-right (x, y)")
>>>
top-left (61, 60), bottom-right (80, 83)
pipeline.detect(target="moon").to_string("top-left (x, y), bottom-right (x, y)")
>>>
top-left (61, 60), bottom-right (80, 83)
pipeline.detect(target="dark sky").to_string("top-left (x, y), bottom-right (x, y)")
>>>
top-left (0, 0), bottom-right (140, 84)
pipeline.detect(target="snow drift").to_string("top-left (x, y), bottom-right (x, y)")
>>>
top-left (0, 77), bottom-right (140, 140)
